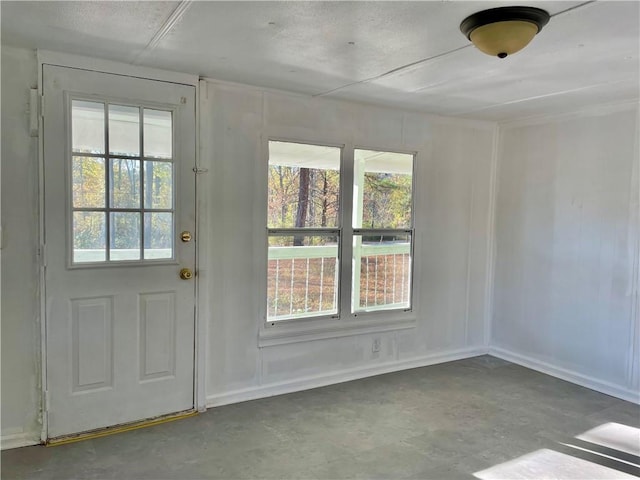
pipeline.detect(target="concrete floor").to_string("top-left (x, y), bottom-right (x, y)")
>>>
top-left (2, 356), bottom-right (639, 479)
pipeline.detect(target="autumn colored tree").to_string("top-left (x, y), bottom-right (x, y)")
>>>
top-left (73, 157), bottom-right (173, 252)
top-left (267, 165), bottom-right (340, 246)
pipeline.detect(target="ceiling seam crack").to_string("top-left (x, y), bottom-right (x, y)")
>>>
top-left (131, 0), bottom-right (193, 65)
top-left (313, 0), bottom-right (598, 99)
top-left (550, 1), bottom-right (597, 18)
top-left (313, 44), bottom-right (472, 98)
top-left (450, 77), bottom-right (634, 117)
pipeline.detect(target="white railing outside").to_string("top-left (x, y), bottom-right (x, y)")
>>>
top-left (356, 243), bottom-right (411, 313)
top-left (268, 245), bottom-right (339, 321)
top-left (267, 242), bottom-right (411, 321)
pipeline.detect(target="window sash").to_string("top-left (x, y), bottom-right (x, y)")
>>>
top-left (351, 229), bottom-right (413, 314)
top-left (267, 231), bottom-right (341, 322)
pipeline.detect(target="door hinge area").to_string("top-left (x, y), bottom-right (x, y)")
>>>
top-left (45, 390), bottom-right (51, 412)
top-left (38, 244), bottom-right (47, 267)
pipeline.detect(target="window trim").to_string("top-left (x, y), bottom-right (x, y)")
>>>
top-left (262, 139), bottom-right (417, 344)
top-left (259, 314), bottom-right (416, 347)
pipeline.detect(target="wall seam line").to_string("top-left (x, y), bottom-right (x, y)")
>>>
top-left (626, 102), bottom-right (640, 389)
top-left (463, 152), bottom-right (475, 346)
top-left (484, 123), bottom-right (500, 347)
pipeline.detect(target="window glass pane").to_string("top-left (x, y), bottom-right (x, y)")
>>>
top-left (73, 211), bottom-right (106, 263)
top-left (144, 161), bottom-right (173, 209)
top-left (110, 212), bottom-right (141, 261)
top-left (268, 141), bottom-right (341, 228)
top-left (72, 156), bottom-right (105, 208)
top-left (267, 234), bottom-right (339, 321)
top-left (352, 233), bottom-right (411, 313)
top-left (72, 100), bottom-right (104, 154)
top-left (144, 212), bottom-right (173, 259)
top-left (109, 105), bottom-right (140, 157)
top-left (353, 149), bottom-right (413, 229)
top-left (110, 159), bottom-right (141, 208)
top-left (144, 109), bottom-right (172, 159)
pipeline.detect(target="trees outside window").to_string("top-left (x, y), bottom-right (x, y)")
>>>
top-left (71, 100), bottom-right (174, 263)
top-left (266, 141), bottom-right (414, 322)
top-left (267, 141), bottom-right (341, 320)
top-left (352, 149), bottom-right (413, 313)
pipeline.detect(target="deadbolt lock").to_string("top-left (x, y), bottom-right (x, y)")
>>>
top-left (179, 268), bottom-right (194, 280)
top-left (180, 231), bottom-right (192, 242)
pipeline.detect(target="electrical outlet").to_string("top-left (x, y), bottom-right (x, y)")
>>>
top-left (372, 338), bottom-right (381, 353)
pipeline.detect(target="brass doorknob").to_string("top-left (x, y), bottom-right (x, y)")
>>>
top-left (179, 268), bottom-right (193, 280)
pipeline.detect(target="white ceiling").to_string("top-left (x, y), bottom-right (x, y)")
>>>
top-left (2, 1), bottom-right (638, 121)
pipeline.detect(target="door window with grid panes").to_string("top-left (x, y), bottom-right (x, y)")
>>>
top-left (71, 100), bottom-right (175, 264)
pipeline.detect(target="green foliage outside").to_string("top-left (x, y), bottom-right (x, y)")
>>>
top-left (266, 161), bottom-right (413, 319)
top-left (267, 166), bottom-right (412, 234)
top-left (72, 156), bottom-right (173, 256)
top-left (361, 173), bottom-right (412, 229)
top-left (267, 165), bottom-right (340, 246)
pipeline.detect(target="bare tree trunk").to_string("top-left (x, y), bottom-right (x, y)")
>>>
top-left (278, 166), bottom-right (287, 225)
top-left (321, 172), bottom-right (328, 227)
top-left (293, 167), bottom-right (310, 246)
top-left (308, 170), bottom-right (316, 227)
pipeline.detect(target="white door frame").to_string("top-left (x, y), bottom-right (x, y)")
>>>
top-left (36, 50), bottom-right (208, 442)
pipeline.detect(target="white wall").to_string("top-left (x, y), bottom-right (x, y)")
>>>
top-left (201, 81), bottom-right (495, 404)
top-left (4, 46), bottom-right (636, 450)
top-left (0, 49), bottom-right (497, 445)
top-left (1, 46), bottom-right (41, 447)
top-left (491, 104), bottom-right (640, 402)
top-left (3, 46), bottom-right (637, 451)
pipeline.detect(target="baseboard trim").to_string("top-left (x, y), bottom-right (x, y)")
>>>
top-left (489, 346), bottom-right (640, 405)
top-left (1, 432), bottom-right (40, 451)
top-left (8, 346), bottom-right (635, 450)
top-left (207, 346), bottom-right (488, 408)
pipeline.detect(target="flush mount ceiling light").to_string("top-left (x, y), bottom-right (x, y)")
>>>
top-left (460, 6), bottom-right (550, 58)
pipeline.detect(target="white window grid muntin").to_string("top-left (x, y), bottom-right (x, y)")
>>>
top-left (66, 94), bottom-right (178, 267)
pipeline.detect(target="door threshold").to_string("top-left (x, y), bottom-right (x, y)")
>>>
top-left (46, 409), bottom-right (197, 447)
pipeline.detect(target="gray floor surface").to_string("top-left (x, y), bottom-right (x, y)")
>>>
top-left (2, 355), bottom-right (639, 479)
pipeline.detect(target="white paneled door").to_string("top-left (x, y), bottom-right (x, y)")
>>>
top-left (43, 65), bottom-right (196, 438)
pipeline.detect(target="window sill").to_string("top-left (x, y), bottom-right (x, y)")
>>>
top-left (258, 313), bottom-right (416, 347)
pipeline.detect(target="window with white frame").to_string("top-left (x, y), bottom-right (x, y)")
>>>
top-left (267, 141), bottom-right (342, 322)
top-left (266, 141), bottom-right (414, 324)
top-left (352, 149), bottom-right (414, 313)
top-left (70, 100), bottom-right (175, 264)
